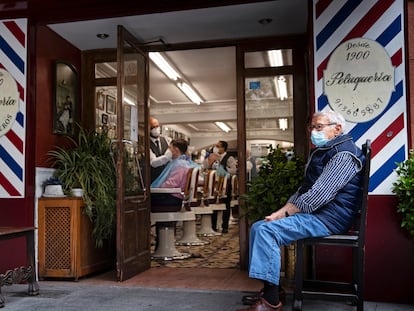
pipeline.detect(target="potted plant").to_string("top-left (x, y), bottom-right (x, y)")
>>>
top-left (241, 145), bottom-right (306, 222)
top-left (48, 126), bottom-right (117, 247)
top-left (42, 176), bottom-right (64, 197)
top-left (392, 150), bottom-right (414, 238)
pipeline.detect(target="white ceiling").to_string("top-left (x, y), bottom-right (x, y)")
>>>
top-left (48, 0), bottom-right (308, 149)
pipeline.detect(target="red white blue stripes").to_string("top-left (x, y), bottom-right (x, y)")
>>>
top-left (313, 0), bottom-right (407, 194)
top-left (0, 19), bottom-right (27, 197)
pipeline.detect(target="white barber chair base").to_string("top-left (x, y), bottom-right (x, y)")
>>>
top-left (197, 213), bottom-right (221, 236)
top-left (151, 226), bottom-right (192, 260)
top-left (151, 211), bottom-right (195, 260)
top-left (176, 220), bottom-right (209, 246)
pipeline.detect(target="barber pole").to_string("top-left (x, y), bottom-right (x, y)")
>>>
top-left (0, 19), bottom-right (27, 197)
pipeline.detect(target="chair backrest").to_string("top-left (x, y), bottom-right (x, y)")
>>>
top-left (188, 167), bottom-right (200, 207)
top-left (181, 168), bottom-right (194, 210)
top-left (183, 168), bottom-right (193, 196)
top-left (353, 139), bottom-right (371, 241)
top-left (206, 170), bottom-right (217, 203)
top-left (231, 175), bottom-right (238, 199)
top-left (218, 174), bottom-right (229, 198)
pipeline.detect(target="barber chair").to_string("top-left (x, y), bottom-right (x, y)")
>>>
top-left (197, 170), bottom-right (222, 236)
top-left (176, 167), bottom-right (210, 246)
top-left (150, 168), bottom-right (195, 260)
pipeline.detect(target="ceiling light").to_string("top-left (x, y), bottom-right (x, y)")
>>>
top-left (268, 50), bottom-right (283, 67)
top-left (149, 52), bottom-right (180, 81)
top-left (177, 82), bottom-right (203, 105)
top-left (96, 33), bottom-right (109, 39)
top-left (279, 118), bottom-right (288, 131)
top-left (149, 51), bottom-right (203, 105)
top-left (123, 96), bottom-right (135, 106)
top-left (215, 121), bottom-right (231, 133)
top-left (274, 76), bottom-right (288, 100)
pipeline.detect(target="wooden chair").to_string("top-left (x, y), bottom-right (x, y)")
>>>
top-left (293, 139), bottom-right (371, 311)
top-left (150, 168), bottom-right (196, 260)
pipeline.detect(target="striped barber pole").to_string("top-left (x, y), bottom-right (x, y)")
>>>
top-left (0, 19), bottom-right (27, 198)
top-left (313, 0), bottom-right (407, 194)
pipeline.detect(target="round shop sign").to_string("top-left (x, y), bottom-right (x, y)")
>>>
top-left (323, 38), bottom-right (395, 123)
top-left (0, 69), bottom-right (19, 136)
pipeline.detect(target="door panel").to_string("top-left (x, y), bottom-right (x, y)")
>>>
top-left (116, 25), bottom-right (151, 281)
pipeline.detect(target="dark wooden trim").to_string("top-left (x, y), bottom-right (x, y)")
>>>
top-left (27, 0), bottom-right (275, 24)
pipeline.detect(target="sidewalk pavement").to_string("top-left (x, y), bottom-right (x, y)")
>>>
top-left (2, 281), bottom-right (414, 311)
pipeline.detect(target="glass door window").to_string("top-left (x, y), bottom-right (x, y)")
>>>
top-left (244, 49), bottom-right (294, 180)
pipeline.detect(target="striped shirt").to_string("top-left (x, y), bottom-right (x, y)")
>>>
top-left (288, 152), bottom-right (361, 214)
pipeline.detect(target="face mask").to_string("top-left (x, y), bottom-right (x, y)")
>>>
top-left (213, 147), bottom-right (219, 154)
top-left (150, 127), bottom-right (161, 138)
top-left (311, 130), bottom-right (329, 147)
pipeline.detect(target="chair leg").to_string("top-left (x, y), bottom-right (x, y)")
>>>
top-left (292, 240), bottom-right (304, 311)
top-left (355, 247), bottom-right (365, 311)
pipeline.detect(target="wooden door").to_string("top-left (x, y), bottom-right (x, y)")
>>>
top-left (115, 25), bottom-right (151, 281)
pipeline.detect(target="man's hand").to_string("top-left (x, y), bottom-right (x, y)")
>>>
top-left (165, 149), bottom-right (172, 160)
top-left (264, 210), bottom-right (285, 221)
top-left (264, 202), bottom-right (300, 222)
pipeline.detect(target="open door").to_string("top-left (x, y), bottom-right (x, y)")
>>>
top-left (115, 25), bottom-right (151, 281)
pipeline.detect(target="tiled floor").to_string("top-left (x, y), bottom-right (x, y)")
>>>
top-left (78, 220), bottom-right (262, 292)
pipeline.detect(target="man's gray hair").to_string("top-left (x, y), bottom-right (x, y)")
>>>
top-left (313, 111), bottom-right (346, 132)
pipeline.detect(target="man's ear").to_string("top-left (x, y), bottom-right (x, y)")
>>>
top-left (335, 123), bottom-right (342, 134)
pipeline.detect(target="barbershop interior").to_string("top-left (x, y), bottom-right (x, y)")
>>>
top-left (0, 0), bottom-right (414, 310)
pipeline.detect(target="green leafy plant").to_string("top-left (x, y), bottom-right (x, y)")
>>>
top-left (392, 150), bottom-right (414, 237)
top-left (48, 126), bottom-right (116, 247)
top-left (241, 145), bottom-right (306, 222)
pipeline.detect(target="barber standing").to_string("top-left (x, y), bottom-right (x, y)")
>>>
top-left (204, 140), bottom-right (237, 233)
top-left (149, 117), bottom-right (172, 182)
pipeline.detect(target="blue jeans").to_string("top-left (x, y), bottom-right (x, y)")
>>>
top-left (248, 214), bottom-right (330, 285)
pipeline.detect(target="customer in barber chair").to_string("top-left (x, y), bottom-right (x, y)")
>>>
top-left (151, 138), bottom-right (197, 211)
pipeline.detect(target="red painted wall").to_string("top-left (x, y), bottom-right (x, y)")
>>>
top-left (365, 196), bottom-right (414, 303)
top-left (316, 196), bottom-right (414, 304)
top-left (0, 24), bottom-right (81, 272)
top-left (35, 25), bottom-right (81, 167)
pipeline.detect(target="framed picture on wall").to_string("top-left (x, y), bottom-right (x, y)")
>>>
top-left (106, 95), bottom-right (116, 114)
top-left (53, 60), bottom-right (78, 135)
top-left (101, 113), bottom-right (108, 125)
top-left (96, 90), bottom-right (105, 110)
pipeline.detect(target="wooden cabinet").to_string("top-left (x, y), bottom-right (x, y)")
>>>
top-left (38, 198), bottom-right (115, 280)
